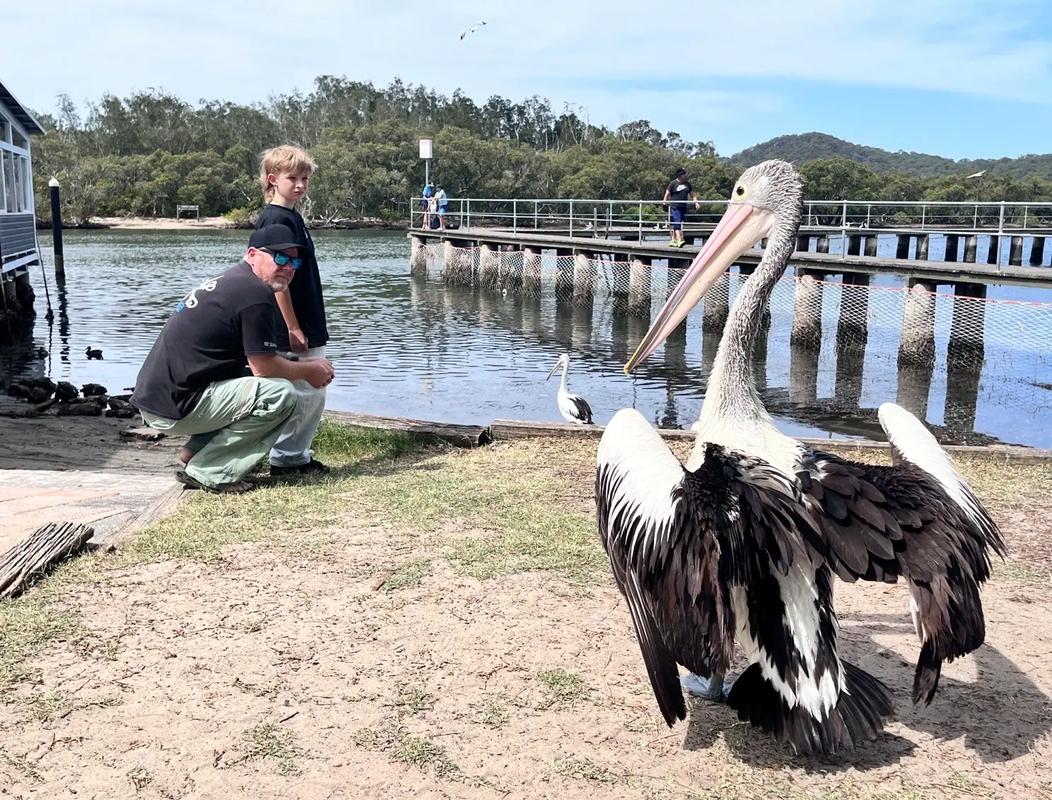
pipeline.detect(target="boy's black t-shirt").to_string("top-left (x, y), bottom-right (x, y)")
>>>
top-left (256, 203), bottom-right (329, 350)
top-left (666, 179), bottom-right (693, 206)
top-left (131, 262), bottom-right (281, 420)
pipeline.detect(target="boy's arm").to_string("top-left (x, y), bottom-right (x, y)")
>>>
top-left (275, 289), bottom-right (308, 353)
top-left (247, 353), bottom-right (334, 389)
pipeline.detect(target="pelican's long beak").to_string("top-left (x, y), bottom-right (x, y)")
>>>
top-left (546, 362), bottom-right (560, 381)
top-left (624, 201), bottom-right (774, 373)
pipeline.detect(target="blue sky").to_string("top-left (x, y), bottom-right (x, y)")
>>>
top-left (4, 0), bottom-right (1052, 159)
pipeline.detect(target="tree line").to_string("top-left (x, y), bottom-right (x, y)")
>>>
top-left (28, 77), bottom-right (1052, 226)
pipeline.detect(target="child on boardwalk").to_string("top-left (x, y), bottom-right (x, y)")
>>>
top-left (256, 145), bottom-right (331, 476)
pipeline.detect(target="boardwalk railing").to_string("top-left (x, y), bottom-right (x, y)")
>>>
top-left (410, 197), bottom-right (1052, 267)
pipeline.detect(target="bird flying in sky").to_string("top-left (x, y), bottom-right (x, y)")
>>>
top-left (459, 20), bottom-right (487, 40)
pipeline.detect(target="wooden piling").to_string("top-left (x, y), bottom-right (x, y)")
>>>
top-left (945, 234), bottom-right (959, 262)
top-left (848, 235), bottom-right (862, 256)
top-left (789, 343), bottom-right (820, 404)
top-left (987, 235), bottom-right (1000, 265)
top-left (628, 257), bottom-right (651, 316)
top-left (896, 235), bottom-right (911, 260)
top-left (410, 235), bottom-right (428, 277)
top-left (1009, 236), bottom-right (1024, 266)
top-left (1030, 236), bottom-right (1045, 266)
top-left (796, 235), bottom-right (810, 253)
top-left (964, 234), bottom-right (977, 263)
top-left (898, 278), bottom-right (936, 366)
top-left (500, 244), bottom-right (523, 289)
top-left (479, 242), bottom-right (499, 288)
top-left (611, 253), bottom-right (630, 299)
top-left (915, 234), bottom-right (929, 260)
top-left (864, 234), bottom-right (878, 258)
top-left (573, 251), bottom-right (595, 304)
top-left (790, 269), bottom-right (823, 348)
top-left (555, 248), bottom-right (573, 296)
top-left (522, 246), bottom-right (542, 295)
top-left (947, 282), bottom-right (987, 365)
top-left (836, 272), bottom-right (870, 346)
top-left (896, 361), bottom-right (934, 419)
top-left (49, 178), bottom-right (65, 277)
top-left (816, 236), bottom-right (829, 254)
top-left (702, 274), bottom-right (730, 333)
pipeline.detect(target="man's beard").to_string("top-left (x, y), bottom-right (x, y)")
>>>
top-left (267, 277), bottom-right (290, 292)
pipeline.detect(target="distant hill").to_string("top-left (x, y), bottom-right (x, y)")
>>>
top-left (728, 132), bottom-right (1052, 180)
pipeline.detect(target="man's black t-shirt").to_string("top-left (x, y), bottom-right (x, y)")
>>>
top-left (256, 204), bottom-right (329, 350)
top-left (131, 262), bottom-right (281, 419)
top-left (666, 179), bottom-right (693, 207)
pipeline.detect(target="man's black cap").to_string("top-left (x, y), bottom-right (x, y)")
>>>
top-left (249, 224), bottom-right (300, 251)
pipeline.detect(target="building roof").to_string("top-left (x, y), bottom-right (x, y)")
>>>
top-left (0, 80), bottom-right (44, 136)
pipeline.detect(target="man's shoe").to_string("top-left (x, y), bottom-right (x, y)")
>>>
top-left (270, 459), bottom-right (331, 477)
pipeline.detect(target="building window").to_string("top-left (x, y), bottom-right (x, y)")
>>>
top-left (0, 105), bottom-right (32, 214)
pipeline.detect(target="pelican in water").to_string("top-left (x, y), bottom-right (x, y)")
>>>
top-left (547, 353), bottom-right (594, 425)
top-left (597, 160), bottom-right (1005, 754)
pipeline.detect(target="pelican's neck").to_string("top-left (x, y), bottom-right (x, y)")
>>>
top-left (559, 362), bottom-right (569, 394)
top-left (692, 216), bottom-right (799, 464)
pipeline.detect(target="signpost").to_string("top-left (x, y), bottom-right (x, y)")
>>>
top-left (419, 138), bottom-right (433, 186)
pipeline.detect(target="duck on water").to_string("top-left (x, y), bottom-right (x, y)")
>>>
top-left (596, 160), bottom-right (1006, 755)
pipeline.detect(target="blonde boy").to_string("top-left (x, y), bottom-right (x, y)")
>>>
top-left (256, 145), bottom-right (332, 476)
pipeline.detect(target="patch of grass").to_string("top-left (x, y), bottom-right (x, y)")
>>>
top-left (392, 734), bottom-right (459, 778)
top-left (390, 684), bottom-right (435, 714)
top-left (236, 722), bottom-right (301, 776)
top-left (536, 668), bottom-right (589, 708)
top-left (553, 756), bottom-right (616, 783)
top-left (477, 695), bottom-right (510, 728)
top-left (341, 442), bottom-right (605, 582)
top-left (383, 559), bottom-right (432, 591)
top-left (312, 420), bottom-right (424, 464)
top-left (0, 746), bottom-right (42, 782)
top-left (0, 585), bottom-right (81, 693)
top-left (127, 765), bottom-right (153, 791)
top-left (354, 723), bottom-right (459, 779)
top-left (26, 691), bottom-right (71, 723)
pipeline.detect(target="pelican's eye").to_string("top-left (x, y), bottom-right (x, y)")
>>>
top-left (735, 185), bottom-right (746, 198)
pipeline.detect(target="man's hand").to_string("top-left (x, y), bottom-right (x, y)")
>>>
top-left (288, 328), bottom-right (309, 353)
top-left (303, 358), bottom-right (335, 389)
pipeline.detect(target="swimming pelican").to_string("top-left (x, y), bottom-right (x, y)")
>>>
top-left (598, 160), bottom-right (1005, 754)
top-left (546, 354), bottom-right (594, 425)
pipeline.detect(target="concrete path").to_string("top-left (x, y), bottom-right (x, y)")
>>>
top-left (0, 415), bottom-right (182, 554)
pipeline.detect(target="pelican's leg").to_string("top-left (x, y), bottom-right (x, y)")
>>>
top-left (681, 671), bottom-right (733, 702)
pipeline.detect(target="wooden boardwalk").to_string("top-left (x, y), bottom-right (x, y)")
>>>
top-left (410, 227), bottom-right (1052, 290)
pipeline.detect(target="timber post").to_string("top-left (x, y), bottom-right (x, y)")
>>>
top-left (864, 233), bottom-right (878, 258)
top-left (790, 269), bottom-right (823, 348)
top-left (555, 248), bottom-right (573, 297)
top-left (410, 235), bottom-right (428, 276)
top-left (1030, 236), bottom-right (1046, 266)
top-left (1009, 236), bottom-right (1024, 266)
top-left (479, 242), bottom-right (499, 288)
top-left (836, 271), bottom-right (870, 348)
top-left (947, 282), bottom-right (987, 365)
top-left (627, 257), bottom-right (651, 317)
top-left (702, 273), bottom-right (729, 333)
top-left (522, 246), bottom-right (542, 295)
top-left (896, 234), bottom-right (911, 260)
top-left (572, 251), bottom-right (595, 305)
top-left (945, 234), bottom-right (960, 262)
top-left (898, 278), bottom-right (937, 366)
top-left (49, 177), bottom-right (65, 277)
top-left (915, 234), bottom-right (929, 260)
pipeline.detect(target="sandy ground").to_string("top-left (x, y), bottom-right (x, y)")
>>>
top-left (0, 428), bottom-right (1050, 799)
top-left (90, 217), bottom-right (236, 231)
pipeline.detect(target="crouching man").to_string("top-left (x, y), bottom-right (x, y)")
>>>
top-left (131, 224), bottom-right (335, 494)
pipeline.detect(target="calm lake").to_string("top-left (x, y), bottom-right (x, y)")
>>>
top-left (3, 229), bottom-right (1051, 448)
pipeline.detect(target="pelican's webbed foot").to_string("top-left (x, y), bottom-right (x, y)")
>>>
top-left (681, 672), bottom-right (733, 703)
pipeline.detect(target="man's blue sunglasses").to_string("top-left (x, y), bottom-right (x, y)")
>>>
top-left (263, 249), bottom-right (303, 270)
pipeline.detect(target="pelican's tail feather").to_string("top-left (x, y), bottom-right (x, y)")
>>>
top-left (727, 661), bottom-right (892, 755)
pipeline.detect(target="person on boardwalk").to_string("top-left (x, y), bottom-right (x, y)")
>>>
top-left (422, 181), bottom-right (435, 229)
top-left (256, 144), bottom-right (332, 476)
top-left (662, 167), bottom-right (701, 248)
top-left (435, 184), bottom-right (449, 229)
top-left (131, 225), bottom-right (336, 494)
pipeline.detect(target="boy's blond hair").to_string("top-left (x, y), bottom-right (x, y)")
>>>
top-left (259, 144), bottom-right (318, 202)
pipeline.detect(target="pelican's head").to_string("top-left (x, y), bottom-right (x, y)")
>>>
top-left (624, 160), bottom-right (803, 373)
top-left (546, 353), bottom-right (570, 381)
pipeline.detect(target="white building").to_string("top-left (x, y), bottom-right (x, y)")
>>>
top-left (0, 80), bottom-right (44, 331)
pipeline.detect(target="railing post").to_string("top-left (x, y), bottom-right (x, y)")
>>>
top-left (512, 199), bottom-right (517, 233)
top-left (921, 205), bottom-right (926, 230)
top-left (569, 199), bottom-right (574, 237)
top-left (807, 203), bottom-right (812, 227)
top-left (608, 200), bottom-right (612, 231)
top-left (997, 202), bottom-right (1005, 266)
top-left (866, 203), bottom-right (871, 229)
top-left (638, 201), bottom-right (643, 240)
top-left (534, 200), bottom-right (539, 229)
top-left (841, 200), bottom-right (848, 260)
top-left (973, 204), bottom-right (978, 230)
top-left (1023, 206), bottom-right (1029, 230)
top-left (466, 199), bottom-right (471, 229)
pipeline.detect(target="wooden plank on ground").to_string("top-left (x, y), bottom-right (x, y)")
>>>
top-left (324, 411), bottom-right (491, 448)
top-left (0, 522), bottom-right (94, 600)
top-left (89, 482), bottom-right (187, 551)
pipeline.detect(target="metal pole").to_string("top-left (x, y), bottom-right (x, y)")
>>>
top-left (48, 177), bottom-right (64, 277)
top-left (997, 202), bottom-right (1005, 266)
top-left (466, 198), bottom-right (471, 229)
top-left (841, 200), bottom-right (847, 260)
top-left (512, 199), bottom-right (517, 233)
top-left (638, 201), bottom-right (643, 240)
top-left (569, 199), bottom-right (574, 237)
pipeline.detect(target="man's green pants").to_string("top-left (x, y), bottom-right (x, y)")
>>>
top-left (140, 376), bottom-right (297, 489)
